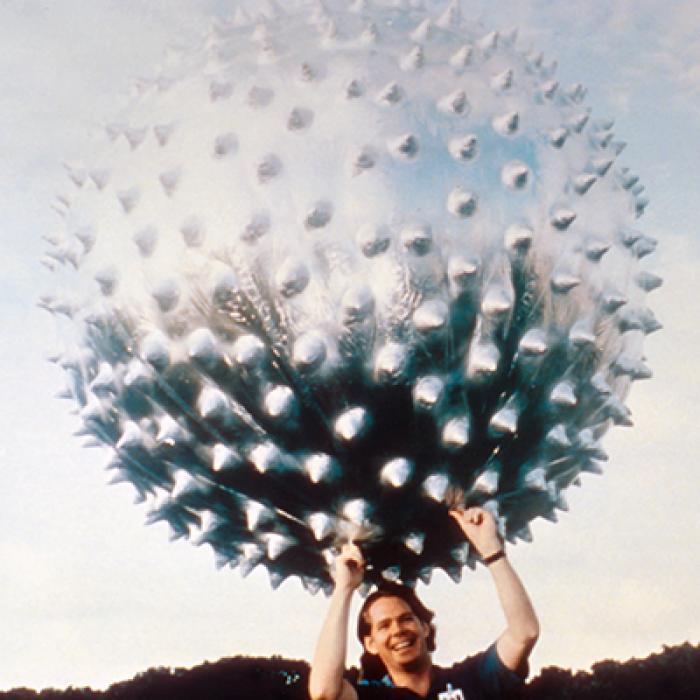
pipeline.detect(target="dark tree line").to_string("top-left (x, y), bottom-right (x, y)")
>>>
top-left (2, 642), bottom-right (699, 699)
top-left (523, 643), bottom-right (700, 700)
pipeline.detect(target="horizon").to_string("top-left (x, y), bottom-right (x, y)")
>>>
top-left (4, 640), bottom-right (700, 694)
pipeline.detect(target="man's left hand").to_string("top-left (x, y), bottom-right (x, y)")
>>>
top-left (448, 506), bottom-right (503, 559)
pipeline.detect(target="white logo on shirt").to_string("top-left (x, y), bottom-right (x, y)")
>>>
top-left (438, 683), bottom-right (465, 700)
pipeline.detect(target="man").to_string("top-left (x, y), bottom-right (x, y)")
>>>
top-left (309, 506), bottom-right (539, 699)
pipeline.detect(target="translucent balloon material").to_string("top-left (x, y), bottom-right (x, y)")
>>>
top-left (41, 0), bottom-right (660, 593)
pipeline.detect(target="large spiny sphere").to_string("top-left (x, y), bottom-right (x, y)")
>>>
top-left (42, 0), bottom-right (660, 593)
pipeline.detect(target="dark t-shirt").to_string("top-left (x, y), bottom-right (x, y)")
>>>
top-left (355, 645), bottom-right (524, 700)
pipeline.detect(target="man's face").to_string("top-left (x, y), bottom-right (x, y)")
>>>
top-left (362, 595), bottom-right (431, 674)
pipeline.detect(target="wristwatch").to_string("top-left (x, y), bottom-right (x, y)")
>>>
top-left (483, 550), bottom-right (506, 566)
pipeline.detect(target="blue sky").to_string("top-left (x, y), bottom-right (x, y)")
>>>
top-left (1, 0), bottom-right (699, 691)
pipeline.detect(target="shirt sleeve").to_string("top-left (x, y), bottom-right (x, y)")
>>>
top-left (447, 643), bottom-right (525, 699)
top-left (474, 643), bottom-right (526, 698)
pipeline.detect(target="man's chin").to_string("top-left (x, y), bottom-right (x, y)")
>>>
top-left (393, 649), bottom-right (429, 672)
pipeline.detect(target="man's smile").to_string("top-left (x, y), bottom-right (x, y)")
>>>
top-left (391, 636), bottom-right (418, 652)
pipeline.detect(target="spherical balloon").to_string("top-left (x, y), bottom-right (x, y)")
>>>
top-left (41, 0), bottom-right (660, 593)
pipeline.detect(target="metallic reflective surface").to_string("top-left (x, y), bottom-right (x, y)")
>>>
top-left (44, 0), bottom-right (660, 592)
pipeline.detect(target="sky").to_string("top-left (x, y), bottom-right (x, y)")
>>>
top-left (1, 0), bottom-right (699, 692)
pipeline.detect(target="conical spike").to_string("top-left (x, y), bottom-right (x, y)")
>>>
top-left (472, 468), bottom-right (499, 495)
top-left (308, 512), bottom-right (335, 541)
top-left (423, 473), bottom-right (449, 502)
top-left (450, 44), bottom-right (473, 68)
top-left (550, 381), bottom-right (577, 408)
top-left (410, 18), bottom-right (432, 42)
top-left (405, 532), bottom-right (425, 555)
top-left (413, 376), bottom-right (445, 410)
top-left (380, 458), bottom-right (413, 488)
top-left (436, 0), bottom-right (460, 29)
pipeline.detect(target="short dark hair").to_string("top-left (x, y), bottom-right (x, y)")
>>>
top-left (356, 582), bottom-right (436, 680)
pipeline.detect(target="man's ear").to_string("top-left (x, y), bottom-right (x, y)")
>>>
top-left (419, 619), bottom-right (431, 642)
top-left (363, 634), bottom-right (378, 655)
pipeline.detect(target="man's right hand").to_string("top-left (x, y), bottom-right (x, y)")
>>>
top-left (333, 542), bottom-right (365, 592)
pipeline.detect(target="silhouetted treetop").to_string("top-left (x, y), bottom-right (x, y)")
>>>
top-left (2, 643), bottom-right (699, 700)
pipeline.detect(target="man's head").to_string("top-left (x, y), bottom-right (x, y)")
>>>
top-left (356, 583), bottom-right (436, 679)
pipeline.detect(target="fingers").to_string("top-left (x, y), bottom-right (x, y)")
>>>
top-left (338, 542), bottom-right (365, 571)
top-left (333, 542), bottom-right (366, 590)
top-left (449, 506), bottom-right (486, 525)
top-left (340, 541), bottom-right (364, 561)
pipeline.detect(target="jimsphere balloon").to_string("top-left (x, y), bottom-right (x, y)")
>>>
top-left (41, 0), bottom-right (661, 593)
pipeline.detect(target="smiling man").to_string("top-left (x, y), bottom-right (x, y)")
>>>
top-left (309, 507), bottom-right (539, 700)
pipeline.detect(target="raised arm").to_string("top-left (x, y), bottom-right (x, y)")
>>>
top-left (308, 543), bottom-right (364, 700)
top-left (449, 507), bottom-right (539, 673)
